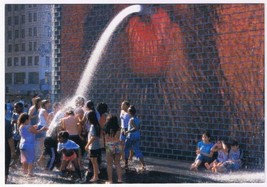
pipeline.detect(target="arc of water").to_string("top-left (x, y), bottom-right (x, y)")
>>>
top-left (75, 5), bottom-right (142, 97)
top-left (49, 5), bottom-right (142, 134)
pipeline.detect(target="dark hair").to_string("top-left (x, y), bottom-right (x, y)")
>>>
top-left (231, 140), bottom-right (239, 146)
top-left (32, 93), bottom-right (38, 98)
top-left (86, 100), bottom-right (95, 110)
top-left (104, 115), bottom-right (120, 137)
top-left (58, 131), bottom-right (69, 140)
top-left (18, 113), bottom-right (29, 126)
top-left (128, 105), bottom-right (136, 116)
top-left (88, 110), bottom-right (100, 137)
top-left (14, 102), bottom-right (24, 108)
top-left (203, 131), bottom-right (211, 139)
top-left (96, 102), bottom-right (108, 116)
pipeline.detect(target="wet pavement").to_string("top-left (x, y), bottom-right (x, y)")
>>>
top-left (6, 156), bottom-right (266, 184)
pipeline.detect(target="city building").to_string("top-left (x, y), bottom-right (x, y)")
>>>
top-left (5, 4), bottom-right (53, 102)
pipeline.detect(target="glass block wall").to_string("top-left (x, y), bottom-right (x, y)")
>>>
top-left (56, 4), bottom-right (264, 168)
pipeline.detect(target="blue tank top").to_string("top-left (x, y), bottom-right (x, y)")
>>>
top-left (197, 141), bottom-right (214, 154)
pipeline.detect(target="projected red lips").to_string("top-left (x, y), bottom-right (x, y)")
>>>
top-left (127, 8), bottom-right (173, 77)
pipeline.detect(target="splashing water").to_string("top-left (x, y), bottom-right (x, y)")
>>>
top-left (63, 5), bottom-right (142, 108)
top-left (77, 5), bottom-right (142, 96)
top-left (48, 5), bottom-right (142, 133)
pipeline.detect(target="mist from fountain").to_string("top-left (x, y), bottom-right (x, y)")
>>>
top-left (48, 5), bottom-right (142, 134)
top-left (74, 5), bottom-right (142, 100)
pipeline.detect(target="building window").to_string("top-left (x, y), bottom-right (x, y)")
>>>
top-left (33, 13), bottom-right (37, 22)
top-left (14, 5), bottom-right (19, 11)
top-left (7, 5), bottom-right (12, 12)
top-left (15, 44), bottom-right (19, 52)
top-left (29, 42), bottom-right (32, 51)
top-left (8, 31), bottom-right (12, 40)
top-left (5, 73), bottom-right (12, 84)
top-left (34, 56), bottom-right (39, 65)
top-left (33, 42), bottom-right (37, 51)
top-left (28, 28), bottom-right (32, 37)
top-left (45, 72), bottom-right (51, 84)
top-left (21, 15), bottom-right (25, 24)
top-left (14, 72), bottom-right (26, 84)
top-left (29, 13), bottom-right (32, 22)
top-left (7, 57), bottom-right (12, 66)
top-left (14, 57), bottom-right (19, 66)
top-left (33, 27), bottom-right (37, 36)
top-left (21, 43), bottom-right (25, 51)
top-left (46, 26), bottom-right (52, 37)
top-left (20, 5), bottom-right (25, 10)
top-left (14, 16), bottom-right (19, 25)
top-left (28, 72), bottom-right (39, 84)
top-left (14, 30), bottom-right (19, 39)
top-left (7, 17), bottom-right (12, 26)
top-left (8, 45), bottom-right (12, 53)
top-left (28, 56), bottom-right (33, 66)
top-left (21, 29), bottom-right (25, 38)
top-left (45, 56), bottom-right (50, 67)
top-left (21, 57), bottom-right (26, 66)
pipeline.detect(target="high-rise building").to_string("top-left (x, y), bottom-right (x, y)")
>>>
top-left (51, 4), bottom-right (61, 103)
top-left (5, 4), bottom-right (53, 101)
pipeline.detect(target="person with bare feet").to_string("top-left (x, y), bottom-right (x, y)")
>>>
top-left (103, 115), bottom-right (123, 184)
top-left (204, 139), bottom-right (228, 172)
top-left (190, 131), bottom-right (214, 171)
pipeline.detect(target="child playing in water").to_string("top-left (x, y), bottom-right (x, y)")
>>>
top-left (85, 110), bottom-right (101, 182)
top-left (124, 105), bottom-right (146, 172)
top-left (57, 131), bottom-right (82, 181)
top-left (104, 115), bottom-right (122, 184)
top-left (190, 131), bottom-right (214, 171)
top-left (204, 139), bottom-right (228, 172)
top-left (215, 140), bottom-right (242, 173)
top-left (119, 101), bottom-right (132, 161)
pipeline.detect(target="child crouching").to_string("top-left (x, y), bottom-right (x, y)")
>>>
top-left (57, 131), bottom-right (82, 181)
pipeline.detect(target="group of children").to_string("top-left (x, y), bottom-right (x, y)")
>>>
top-left (5, 96), bottom-right (146, 184)
top-left (5, 95), bottom-right (244, 184)
top-left (190, 131), bottom-right (243, 173)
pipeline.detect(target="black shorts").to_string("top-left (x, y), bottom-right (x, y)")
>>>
top-left (89, 149), bottom-right (101, 158)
